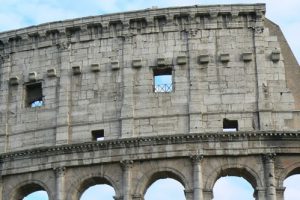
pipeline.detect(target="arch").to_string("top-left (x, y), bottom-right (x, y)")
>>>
top-left (205, 164), bottom-right (263, 191)
top-left (278, 161), bottom-right (300, 187)
top-left (9, 180), bottom-right (52, 200)
top-left (134, 166), bottom-right (191, 196)
top-left (67, 174), bottom-right (121, 200)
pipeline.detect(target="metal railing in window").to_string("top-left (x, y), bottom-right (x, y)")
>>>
top-left (154, 83), bottom-right (173, 93)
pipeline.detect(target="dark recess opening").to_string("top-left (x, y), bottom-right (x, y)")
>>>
top-left (92, 129), bottom-right (104, 141)
top-left (26, 82), bottom-right (44, 107)
top-left (223, 118), bottom-right (238, 132)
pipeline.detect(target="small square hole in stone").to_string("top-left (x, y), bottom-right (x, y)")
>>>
top-left (92, 129), bottom-right (104, 141)
top-left (223, 118), bottom-right (238, 132)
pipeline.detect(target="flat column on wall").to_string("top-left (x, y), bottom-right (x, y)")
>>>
top-left (263, 153), bottom-right (276, 200)
top-left (276, 187), bottom-right (285, 200)
top-left (254, 187), bottom-right (266, 200)
top-left (121, 160), bottom-right (133, 200)
top-left (190, 155), bottom-right (204, 200)
top-left (54, 167), bottom-right (66, 200)
top-left (0, 176), bottom-right (2, 200)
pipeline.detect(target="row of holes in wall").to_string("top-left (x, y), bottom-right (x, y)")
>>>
top-left (90, 119), bottom-right (238, 142)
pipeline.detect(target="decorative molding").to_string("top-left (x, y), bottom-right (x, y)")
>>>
top-left (120, 160), bottom-right (134, 170)
top-left (54, 167), bottom-right (66, 177)
top-left (190, 154), bottom-right (204, 164)
top-left (0, 4), bottom-right (266, 53)
top-left (263, 153), bottom-right (276, 163)
top-left (0, 131), bottom-right (299, 161)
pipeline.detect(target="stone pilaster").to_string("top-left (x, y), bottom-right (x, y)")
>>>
top-left (190, 155), bottom-right (204, 200)
top-left (0, 176), bottom-right (2, 200)
top-left (121, 160), bottom-right (134, 200)
top-left (54, 167), bottom-right (66, 200)
top-left (263, 153), bottom-right (276, 200)
top-left (132, 194), bottom-right (144, 200)
top-left (276, 187), bottom-right (285, 200)
top-left (254, 187), bottom-right (265, 200)
top-left (184, 189), bottom-right (193, 200)
top-left (202, 189), bottom-right (213, 200)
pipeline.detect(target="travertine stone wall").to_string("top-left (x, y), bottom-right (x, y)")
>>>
top-left (0, 4), bottom-right (299, 153)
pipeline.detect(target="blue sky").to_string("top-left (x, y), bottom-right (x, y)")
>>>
top-left (2, 0), bottom-right (299, 199)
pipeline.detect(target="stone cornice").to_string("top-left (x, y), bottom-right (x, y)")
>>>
top-left (0, 131), bottom-right (299, 161)
top-left (0, 4), bottom-right (265, 53)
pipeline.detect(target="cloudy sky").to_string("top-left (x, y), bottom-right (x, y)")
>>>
top-left (2, 0), bottom-right (299, 199)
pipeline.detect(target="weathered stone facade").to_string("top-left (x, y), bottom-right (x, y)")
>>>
top-left (0, 3), bottom-right (299, 200)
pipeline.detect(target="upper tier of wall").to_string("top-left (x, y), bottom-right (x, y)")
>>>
top-left (0, 4), bottom-right (299, 153)
top-left (0, 4), bottom-right (265, 50)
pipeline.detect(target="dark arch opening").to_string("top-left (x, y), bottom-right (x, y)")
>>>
top-left (13, 183), bottom-right (49, 200)
top-left (283, 167), bottom-right (300, 200)
top-left (78, 177), bottom-right (116, 200)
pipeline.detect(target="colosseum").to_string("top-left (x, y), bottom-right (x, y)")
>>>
top-left (0, 3), bottom-right (299, 200)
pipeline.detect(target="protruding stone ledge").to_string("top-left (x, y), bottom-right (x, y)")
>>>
top-left (9, 76), bottom-right (19, 86)
top-left (1, 131), bottom-right (299, 161)
top-left (91, 63), bottom-right (100, 72)
top-left (28, 71), bottom-right (37, 82)
top-left (271, 49), bottom-right (280, 62)
top-left (242, 52), bottom-right (253, 62)
top-left (47, 68), bottom-right (57, 77)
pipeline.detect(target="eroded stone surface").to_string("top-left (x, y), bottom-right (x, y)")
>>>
top-left (0, 4), bottom-right (299, 200)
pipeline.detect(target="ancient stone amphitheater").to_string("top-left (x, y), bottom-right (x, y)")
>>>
top-left (0, 3), bottom-right (299, 200)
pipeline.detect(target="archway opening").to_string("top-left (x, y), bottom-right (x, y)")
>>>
top-left (283, 168), bottom-right (300, 200)
top-left (23, 191), bottom-right (48, 200)
top-left (13, 183), bottom-right (49, 200)
top-left (80, 184), bottom-right (115, 200)
top-left (144, 178), bottom-right (185, 200)
top-left (78, 177), bottom-right (116, 200)
top-left (213, 176), bottom-right (255, 200)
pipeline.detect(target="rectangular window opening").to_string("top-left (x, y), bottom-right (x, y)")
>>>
top-left (92, 129), bottom-right (104, 141)
top-left (26, 82), bottom-right (44, 108)
top-left (223, 118), bottom-right (238, 132)
top-left (153, 68), bottom-right (173, 93)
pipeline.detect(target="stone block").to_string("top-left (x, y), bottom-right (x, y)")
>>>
top-left (28, 71), bottom-right (37, 82)
top-left (198, 54), bottom-right (209, 64)
top-left (157, 57), bottom-right (166, 67)
top-left (176, 55), bottom-right (187, 65)
top-left (47, 68), bottom-right (56, 77)
top-left (111, 61), bottom-right (119, 70)
top-left (132, 59), bottom-right (142, 68)
top-left (91, 64), bottom-right (100, 72)
top-left (220, 53), bottom-right (230, 63)
top-left (242, 52), bottom-right (252, 62)
top-left (9, 76), bottom-right (19, 86)
top-left (271, 50), bottom-right (280, 62)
